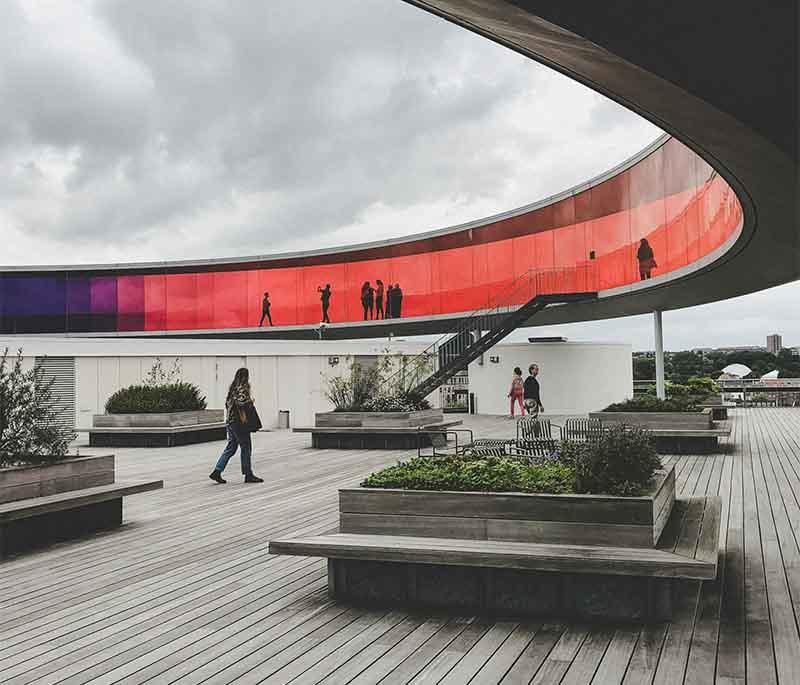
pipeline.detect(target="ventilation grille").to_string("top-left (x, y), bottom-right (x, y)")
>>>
top-left (34, 356), bottom-right (76, 432)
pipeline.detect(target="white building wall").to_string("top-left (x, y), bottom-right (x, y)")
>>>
top-left (5, 337), bottom-right (431, 431)
top-left (469, 342), bottom-right (632, 415)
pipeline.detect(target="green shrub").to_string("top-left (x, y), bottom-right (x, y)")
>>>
top-left (603, 395), bottom-right (698, 412)
top-left (565, 424), bottom-right (661, 496)
top-left (0, 348), bottom-right (75, 467)
top-left (361, 393), bottom-right (431, 412)
top-left (361, 455), bottom-right (575, 494)
top-left (105, 382), bottom-right (207, 414)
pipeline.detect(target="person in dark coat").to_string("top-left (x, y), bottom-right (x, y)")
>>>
top-left (375, 280), bottom-right (385, 319)
top-left (318, 284), bottom-right (332, 323)
top-left (637, 238), bottom-right (656, 280)
top-left (523, 363), bottom-right (544, 417)
top-left (259, 291), bottom-right (273, 327)
top-left (209, 367), bottom-right (263, 484)
top-left (385, 285), bottom-right (395, 318)
top-left (393, 283), bottom-right (403, 318)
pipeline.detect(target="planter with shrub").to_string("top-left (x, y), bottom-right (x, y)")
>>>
top-left (0, 348), bottom-right (102, 505)
top-left (590, 395), bottom-right (714, 430)
top-left (90, 360), bottom-right (225, 447)
top-left (0, 349), bottom-right (163, 559)
top-left (347, 425), bottom-right (674, 548)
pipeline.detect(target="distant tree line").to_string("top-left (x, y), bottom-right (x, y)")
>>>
top-left (633, 349), bottom-right (800, 382)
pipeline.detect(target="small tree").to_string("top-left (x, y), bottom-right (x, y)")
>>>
top-left (0, 349), bottom-right (75, 467)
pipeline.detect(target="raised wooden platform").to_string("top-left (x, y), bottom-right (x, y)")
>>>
top-left (4, 409), bottom-right (800, 683)
top-left (270, 496), bottom-right (719, 620)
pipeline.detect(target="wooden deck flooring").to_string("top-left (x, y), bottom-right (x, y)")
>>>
top-left (2, 408), bottom-right (800, 683)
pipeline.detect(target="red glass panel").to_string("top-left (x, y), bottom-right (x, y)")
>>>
top-left (144, 274), bottom-right (166, 331)
top-left (344, 258), bottom-right (392, 322)
top-left (300, 264), bottom-right (346, 324)
top-left (165, 273), bottom-right (197, 331)
top-left (117, 276), bottom-right (145, 332)
top-left (213, 271), bottom-right (248, 328)
top-left (387, 253), bottom-right (432, 319)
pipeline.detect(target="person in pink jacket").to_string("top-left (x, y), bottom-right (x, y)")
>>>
top-left (508, 366), bottom-right (526, 418)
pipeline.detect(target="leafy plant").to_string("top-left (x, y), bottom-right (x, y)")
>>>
top-left (0, 348), bottom-right (75, 467)
top-left (361, 455), bottom-right (575, 494)
top-left (324, 362), bottom-right (381, 412)
top-left (105, 383), bottom-right (207, 414)
top-left (143, 358), bottom-right (183, 387)
top-left (361, 393), bottom-right (431, 412)
top-left (323, 353), bottom-right (434, 412)
top-left (564, 424), bottom-right (661, 496)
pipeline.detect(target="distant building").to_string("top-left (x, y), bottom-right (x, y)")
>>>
top-left (767, 334), bottom-right (783, 355)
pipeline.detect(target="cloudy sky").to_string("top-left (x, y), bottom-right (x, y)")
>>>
top-left (1, 0), bottom-right (796, 350)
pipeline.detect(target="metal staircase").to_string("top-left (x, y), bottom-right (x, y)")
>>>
top-left (381, 266), bottom-right (598, 400)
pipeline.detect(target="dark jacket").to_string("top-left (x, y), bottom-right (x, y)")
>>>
top-left (637, 243), bottom-right (654, 262)
top-left (523, 376), bottom-right (542, 406)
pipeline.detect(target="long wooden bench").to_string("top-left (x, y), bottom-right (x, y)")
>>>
top-left (293, 420), bottom-right (463, 449)
top-left (0, 480), bottom-right (163, 559)
top-left (270, 496), bottom-right (721, 620)
top-left (647, 426), bottom-right (731, 454)
top-left (89, 422), bottom-right (227, 448)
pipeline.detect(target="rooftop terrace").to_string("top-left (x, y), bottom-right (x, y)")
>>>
top-left (2, 409), bottom-right (799, 683)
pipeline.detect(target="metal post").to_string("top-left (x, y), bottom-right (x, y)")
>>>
top-left (654, 310), bottom-right (666, 400)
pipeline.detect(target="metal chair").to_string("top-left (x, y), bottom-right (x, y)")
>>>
top-left (513, 417), bottom-right (559, 458)
top-left (560, 417), bottom-right (604, 443)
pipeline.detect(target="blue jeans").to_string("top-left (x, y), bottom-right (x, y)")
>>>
top-left (215, 424), bottom-right (253, 475)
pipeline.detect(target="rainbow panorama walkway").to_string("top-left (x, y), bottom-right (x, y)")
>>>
top-left (2, 409), bottom-right (800, 684)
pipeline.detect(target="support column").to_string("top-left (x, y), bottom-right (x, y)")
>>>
top-left (654, 310), bottom-right (665, 400)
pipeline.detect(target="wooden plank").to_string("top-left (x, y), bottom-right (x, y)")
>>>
top-left (0, 480), bottom-right (163, 522)
top-left (269, 532), bottom-right (718, 578)
top-left (500, 623), bottom-right (565, 684)
top-left (590, 627), bottom-right (639, 684)
top-left (340, 477), bottom-right (669, 524)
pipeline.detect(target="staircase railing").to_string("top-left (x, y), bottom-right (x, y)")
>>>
top-left (379, 264), bottom-right (597, 398)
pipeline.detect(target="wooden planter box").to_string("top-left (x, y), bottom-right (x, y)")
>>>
top-left (315, 409), bottom-right (443, 428)
top-left (93, 409), bottom-right (223, 428)
top-left (0, 455), bottom-right (115, 505)
top-left (340, 466), bottom-right (675, 548)
top-left (590, 408), bottom-right (713, 430)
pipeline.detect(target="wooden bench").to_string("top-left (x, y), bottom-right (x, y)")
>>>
top-left (293, 420), bottom-right (463, 450)
top-left (647, 427), bottom-right (731, 454)
top-left (0, 480), bottom-right (163, 559)
top-left (270, 496), bottom-right (721, 620)
top-left (89, 422), bottom-right (227, 448)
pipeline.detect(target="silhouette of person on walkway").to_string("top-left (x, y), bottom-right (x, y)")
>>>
top-left (393, 283), bottom-right (403, 318)
top-left (386, 285), bottom-right (395, 318)
top-left (375, 280), bottom-right (384, 319)
top-left (259, 292), bottom-right (273, 327)
top-left (361, 281), bottom-right (375, 321)
top-left (318, 284), bottom-right (332, 323)
top-left (637, 238), bottom-right (656, 280)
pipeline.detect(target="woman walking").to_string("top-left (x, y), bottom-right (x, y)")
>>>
top-left (508, 366), bottom-right (526, 418)
top-left (209, 368), bottom-right (264, 484)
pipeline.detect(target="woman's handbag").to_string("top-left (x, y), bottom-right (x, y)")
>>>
top-left (242, 402), bottom-right (263, 432)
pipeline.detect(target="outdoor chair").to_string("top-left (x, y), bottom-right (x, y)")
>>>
top-left (513, 417), bottom-right (559, 458)
top-left (560, 417), bottom-right (604, 443)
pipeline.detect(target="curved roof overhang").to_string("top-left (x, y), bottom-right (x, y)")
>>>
top-left (398, 0), bottom-right (798, 329)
